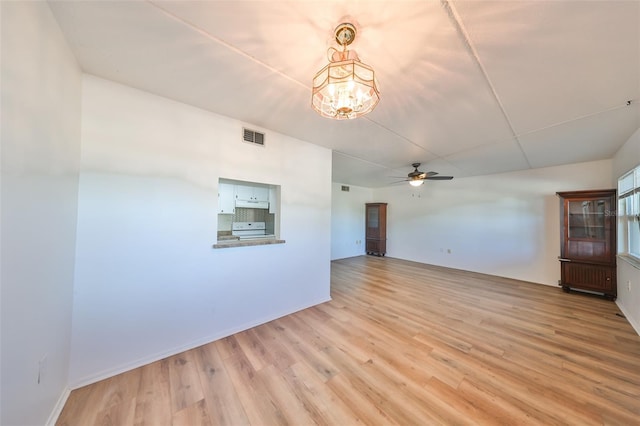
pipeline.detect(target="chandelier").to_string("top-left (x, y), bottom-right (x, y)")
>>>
top-left (311, 23), bottom-right (380, 120)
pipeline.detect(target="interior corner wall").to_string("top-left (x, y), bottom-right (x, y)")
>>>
top-left (0, 2), bottom-right (82, 425)
top-left (372, 160), bottom-right (614, 286)
top-left (331, 183), bottom-right (373, 260)
top-left (69, 76), bottom-right (332, 387)
top-left (612, 127), bottom-right (640, 334)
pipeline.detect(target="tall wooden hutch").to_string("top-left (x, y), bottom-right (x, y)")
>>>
top-left (557, 189), bottom-right (617, 300)
top-left (366, 203), bottom-right (387, 256)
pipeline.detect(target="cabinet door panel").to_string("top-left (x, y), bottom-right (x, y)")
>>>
top-left (235, 184), bottom-right (269, 202)
top-left (253, 187), bottom-right (269, 202)
top-left (365, 203), bottom-right (387, 256)
top-left (235, 185), bottom-right (254, 201)
top-left (366, 206), bottom-right (379, 238)
top-left (366, 239), bottom-right (386, 256)
top-left (566, 240), bottom-right (606, 259)
top-left (218, 183), bottom-right (235, 214)
top-left (561, 262), bottom-right (615, 293)
top-left (563, 196), bottom-right (615, 261)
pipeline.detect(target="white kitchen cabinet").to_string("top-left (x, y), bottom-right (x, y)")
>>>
top-left (253, 186), bottom-right (269, 202)
top-left (269, 187), bottom-right (278, 214)
top-left (234, 184), bottom-right (253, 202)
top-left (236, 184), bottom-right (269, 202)
top-left (218, 182), bottom-right (235, 214)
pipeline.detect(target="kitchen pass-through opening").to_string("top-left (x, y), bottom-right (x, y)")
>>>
top-left (216, 178), bottom-right (280, 243)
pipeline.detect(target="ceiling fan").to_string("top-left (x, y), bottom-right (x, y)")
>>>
top-left (394, 163), bottom-right (454, 187)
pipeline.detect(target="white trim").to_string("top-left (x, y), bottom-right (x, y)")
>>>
top-left (618, 253), bottom-right (640, 270)
top-left (68, 297), bottom-right (331, 389)
top-left (46, 387), bottom-right (71, 426)
top-left (617, 300), bottom-right (640, 337)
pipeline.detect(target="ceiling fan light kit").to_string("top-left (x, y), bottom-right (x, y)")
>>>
top-left (311, 23), bottom-right (380, 120)
top-left (400, 163), bottom-right (454, 186)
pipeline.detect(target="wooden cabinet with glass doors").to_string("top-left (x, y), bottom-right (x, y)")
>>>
top-left (366, 203), bottom-right (387, 256)
top-left (557, 189), bottom-right (617, 300)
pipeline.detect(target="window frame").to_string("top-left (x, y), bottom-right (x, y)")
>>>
top-left (617, 164), bottom-right (640, 268)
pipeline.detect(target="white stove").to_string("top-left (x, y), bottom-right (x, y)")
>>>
top-left (232, 222), bottom-right (273, 240)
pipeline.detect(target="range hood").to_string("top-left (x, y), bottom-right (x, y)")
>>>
top-left (235, 199), bottom-right (269, 209)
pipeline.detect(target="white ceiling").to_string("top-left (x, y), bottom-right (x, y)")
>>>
top-left (49, 0), bottom-right (640, 187)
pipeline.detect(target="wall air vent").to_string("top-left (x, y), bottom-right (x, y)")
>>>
top-left (341, 185), bottom-right (350, 192)
top-left (243, 128), bottom-right (265, 146)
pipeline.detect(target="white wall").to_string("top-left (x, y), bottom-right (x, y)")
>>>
top-left (612, 127), bottom-right (640, 334)
top-left (372, 160), bottom-right (613, 286)
top-left (0, 2), bottom-right (82, 425)
top-left (69, 76), bottom-right (332, 386)
top-left (331, 183), bottom-right (373, 260)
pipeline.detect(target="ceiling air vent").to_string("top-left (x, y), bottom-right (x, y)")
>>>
top-left (243, 128), bottom-right (265, 146)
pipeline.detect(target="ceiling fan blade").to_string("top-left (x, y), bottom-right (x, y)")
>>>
top-left (388, 179), bottom-right (409, 184)
top-left (395, 164), bottom-right (454, 184)
top-left (424, 176), bottom-right (454, 180)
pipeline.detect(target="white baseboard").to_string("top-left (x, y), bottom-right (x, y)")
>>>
top-left (617, 301), bottom-right (640, 336)
top-left (46, 386), bottom-right (71, 426)
top-left (69, 296), bottom-right (331, 389)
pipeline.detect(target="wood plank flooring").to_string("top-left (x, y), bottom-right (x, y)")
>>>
top-left (57, 256), bottom-right (640, 425)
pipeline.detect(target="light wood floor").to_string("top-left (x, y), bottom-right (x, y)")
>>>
top-left (57, 256), bottom-right (640, 425)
